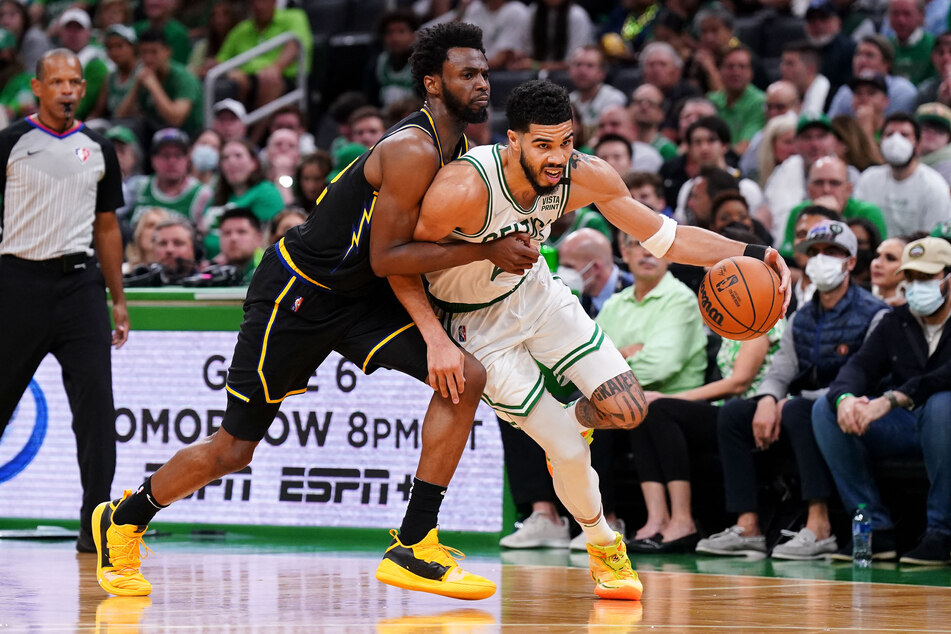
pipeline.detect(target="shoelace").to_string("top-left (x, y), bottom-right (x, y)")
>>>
top-left (110, 531), bottom-right (153, 575)
top-left (779, 529), bottom-right (810, 545)
top-left (389, 529), bottom-right (466, 565)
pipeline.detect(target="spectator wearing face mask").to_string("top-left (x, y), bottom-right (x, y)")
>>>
top-left (190, 129), bottom-right (223, 187)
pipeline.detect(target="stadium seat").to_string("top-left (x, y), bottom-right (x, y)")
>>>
top-left (489, 70), bottom-right (538, 108)
top-left (609, 66), bottom-right (643, 98)
top-left (306, 0), bottom-right (349, 38)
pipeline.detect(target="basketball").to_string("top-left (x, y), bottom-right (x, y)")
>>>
top-left (698, 256), bottom-right (783, 340)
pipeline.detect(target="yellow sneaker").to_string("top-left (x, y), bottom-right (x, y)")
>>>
top-left (92, 490), bottom-right (153, 596)
top-left (375, 527), bottom-right (496, 600)
top-left (547, 427), bottom-right (594, 477)
top-left (587, 533), bottom-right (643, 601)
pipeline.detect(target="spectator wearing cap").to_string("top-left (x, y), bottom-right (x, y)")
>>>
top-left (0, 27), bottom-right (34, 121)
top-left (101, 24), bottom-right (140, 119)
top-left (850, 71), bottom-right (890, 150)
top-left (917, 102), bottom-right (951, 183)
top-left (0, 0), bottom-right (52, 72)
top-left (212, 98), bottom-right (248, 143)
top-left (780, 42), bottom-right (829, 115)
top-left (814, 236), bottom-right (951, 565)
top-left (885, 0), bottom-right (937, 84)
top-left (914, 31), bottom-right (951, 107)
top-left (569, 45), bottom-right (627, 134)
top-left (856, 112), bottom-right (951, 236)
top-left (803, 0), bottom-right (856, 93)
top-left (133, 0), bottom-right (190, 66)
top-left (115, 29), bottom-right (202, 139)
top-left (128, 128), bottom-right (213, 230)
top-left (215, 0), bottom-right (312, 122)
top-left (762, 113), bottom-right (852, 244)
top-left (697, 221), bottom-right (888, 561)
top-left (56, 8), bottom-right (107, 120)
top-left (707, 46), bottom-right (765, 156)
top-left (828, 34), bottom-right (918, 117)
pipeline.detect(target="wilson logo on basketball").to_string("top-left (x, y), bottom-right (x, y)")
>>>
top-left (698, 284), bottom-right (725, 326)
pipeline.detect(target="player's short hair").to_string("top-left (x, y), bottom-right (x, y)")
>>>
top-left (410, 22), bottom-right (484, 98)
top-left (220, 207), bottom-right (262, 233)
top-left (506, 80), bottom-right (573, 133)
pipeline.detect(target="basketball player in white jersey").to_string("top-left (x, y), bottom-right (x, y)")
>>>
top-left (388, 80), bottom-right (791, 601)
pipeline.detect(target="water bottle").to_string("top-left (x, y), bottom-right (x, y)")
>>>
top-left (540, 244), bottom-right (559, 271)
top-left (852, 504), bottom-right (872, 567)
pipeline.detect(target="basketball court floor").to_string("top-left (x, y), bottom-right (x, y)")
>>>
top-left (3, 531), bottom-right (951, 632)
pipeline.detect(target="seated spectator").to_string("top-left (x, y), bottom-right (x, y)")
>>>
top-left (828, 34), bottom-right (917, 117)
top-left (101, 24), bottom-right (140, 120)
top-left (215, 207), bottom-right (264, 283)
top-left (814, 237), bottom-right (951, 565)
top-left (129, 128), bottom-right (213, 228)
top-left (780, 41), bottom-right (829, 115)
top-left (216, 0), bottom-right (312, 117)
top-left (674, 96), bottom-right (718, 152)
top-left (778, 156), bottom-right (887, 258)
top-left (683, 3), bottom-right (736, 94)
top-left (855, 113), bottom-right (951, 236)
top-left (366, 10), bottom-right (417, 108)
top-left (803, 0), bottom-right (855, 93)
top-left (293, 151), bottom-right (331, 210)
top-left (788, 205), bottom-right (844, 310)
top-left (189, 129), bottom-right (223, 186)
top-left (425, 0), bottom-right (529, 70)
top-left (152, 216), bottom-right (201, 281)
top-left (641, 41), bottom-right (702, 139)
top-left (326, 90), bottom-right (369, 155)
top-left (266, 208), bottom-right (307, 245)
top-left (850, 71), bottom-right (890, 156)
top-left (628, 234), bottom-right (786, 553)
top-left (698, 222), bottom-right (888, 559)
top-left (871, 234), bottom-right (913, 305)
top-left (594, 133), bottom-right (634, 178)
top-left (124, 207), bottom-right (171, 271)
top-left (187, 1), bottom-right (242, 80)
top-left (831, 113), bottom-right (884, 171)
top-left (115, 29), bottom-right (203, 139)
top-left (263, 127), bottom-right (301, 205)
top-left (847, 216), bottom-right (883, 288)
top-left (708, 46), bottom-right (765, 155)
top-left (594, 105), bottom-right (663, 173)
top-left (349, 106), bottom-right (386, 149)
top-left (569, 45), bottom-right (626, 134)
top-left (740, 82), bottom-right (800, 182)
top-left (880, 0), bottom-right (949, 38)
top-left (914, 31), bottom-right (951, 107)
top-left (754, 111), bottom-right (798, 188)
top-left (56, 9), bottom-right (107, 121)
top-left (268, 104), bottom-right (316, 155)
top-left (211, 98), bottom-right (247, 143)
top-left (916, 102), bottom-right (951, 184)
top-left (886, 0), bottom-right (936, 85)
top-left (510, 0), bottom-right (593, 72)
top-left (0, 0), bottom-right (51, 71)
top-left (134, 0), bottom-right (190, 65)
top-left (0, 28), bottom-right (34, 120)
top-left (203, 139), bottom-right (284, 258)
top-left (95, 0), bottom-right (132, 32)
top-left (710, 190), bottom-right (755, 235)
top-left (559, 228), bottom-right (633, 317)
top-left (624, 171), bottom-right (672, 217)
top-left (105, 125), bottom-right (143, 236)
top-left (631, 83), bottom-right (678, 161)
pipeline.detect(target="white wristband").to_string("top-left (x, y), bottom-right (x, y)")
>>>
top-left (641, 214), bottom-right (677, 258)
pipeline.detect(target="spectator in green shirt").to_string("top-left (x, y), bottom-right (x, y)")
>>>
top-left (708, 46), bottom-right (765, 156)
top-left (134, 0), bottom-right (191, 66)
top-left (0, 27), bottom-right (34, 120)
top-left (216, 0), bottom-right (312, 120)
top-left (115, 29), bottom-right (203, 140)
top-left (889, 0), bottom-right (936, 84)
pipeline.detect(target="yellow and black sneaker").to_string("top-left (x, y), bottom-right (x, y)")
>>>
top-left (546, 427), bottom-right (594, 477)
top-left (375, 527), bottom-right (496, 600)
top-left (587, 532), bottom-right (643, 601)
top-left (92, 490), bottom-right (153, 596)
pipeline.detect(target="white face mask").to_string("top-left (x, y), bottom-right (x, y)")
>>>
top-left (880, 132), bottom-right (915, 166)
top-left (805, 253), bottom-right (848, 292)
top-left (557, 261), bottom-right (594, 294)
top-left (905, 275), bottom-right (949, 316)
top-left (807, 32), bottom-right (836, 48)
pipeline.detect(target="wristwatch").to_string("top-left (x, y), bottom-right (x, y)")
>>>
top-left (884, 390), bottom-right (914, 410)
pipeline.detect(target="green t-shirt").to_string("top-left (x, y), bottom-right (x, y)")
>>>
top-left (77, 57), bottom-right (107, 120)
top-left (779, 197), bottom-right (888, 258)
top-left (203, 180), bottom-right (285, 258)
top-left (137, 61), bottom-right (203, 138)
top-left (708, 84), bottom-right (766, 144)
top-left (217, 9), bottom-right (313, 78)
top-left (134, 19), bottom-right (192, 66)
top-left (892, 31), bottom-right (936, 85)
top-left (0, 71), bottom-right (34, 118)
top-left (129, 175), bottom-right (213, 227)
top-left (106, 64), bottom-right (140, 116)
top-left (652, 133), bottom-right (678, 161)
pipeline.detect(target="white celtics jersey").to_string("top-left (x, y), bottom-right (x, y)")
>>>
top-left (426, 144), bottom-right (572, 311)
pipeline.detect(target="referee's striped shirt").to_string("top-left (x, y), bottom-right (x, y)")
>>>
top-left (0, 115), bottom-right (124, 260)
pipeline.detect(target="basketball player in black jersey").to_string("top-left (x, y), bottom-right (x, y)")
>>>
top-left (92, 23), bottom-right (537, 600)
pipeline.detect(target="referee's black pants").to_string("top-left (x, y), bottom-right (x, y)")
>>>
top-left (0, 257), bottom-right (116, 537)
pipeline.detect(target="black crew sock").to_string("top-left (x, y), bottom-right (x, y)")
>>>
top-left (112, 477), bottom-right (168, 526)
top-left (398, 478), bottom-right (447, 545)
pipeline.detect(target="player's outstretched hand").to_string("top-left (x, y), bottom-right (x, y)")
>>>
top-left (485, 232), bottom-right (539, 275)
top-left (427, 337), bottom-right (466, 404)
top-left (764, 247), bottom-right (791, 317)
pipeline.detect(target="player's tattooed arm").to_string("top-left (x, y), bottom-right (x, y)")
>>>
top-left (574, 371), bottom-right (647, 430)
top-left (568, 150), bottom-right (593, 171)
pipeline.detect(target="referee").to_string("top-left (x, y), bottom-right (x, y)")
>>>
top-left (0, 49), bottom-right (128, 552)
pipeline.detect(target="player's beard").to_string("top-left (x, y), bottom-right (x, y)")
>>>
top-left (519, 152), bottom-right (560, 197)
top-left (443, 85), bottom-right (489, 124)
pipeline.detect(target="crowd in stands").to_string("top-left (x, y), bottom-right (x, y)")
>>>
top-left (2, 0), bottom-right (950, 563)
